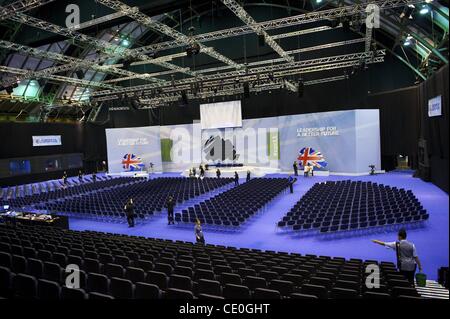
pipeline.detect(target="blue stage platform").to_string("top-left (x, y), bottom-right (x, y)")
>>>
top-left (69, 172), bottom-right (449, 280)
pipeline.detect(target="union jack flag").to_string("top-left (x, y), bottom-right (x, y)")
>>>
top-left (121, 154), bottom-right (145, 171)
top-left (297, 147), bottom-right (328, 169)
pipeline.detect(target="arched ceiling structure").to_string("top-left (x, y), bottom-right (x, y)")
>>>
top-left (0, 0), bottom-right (448, 122)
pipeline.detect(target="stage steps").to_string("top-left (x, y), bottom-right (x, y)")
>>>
top-left (416, 280), bottom-right (449, 299)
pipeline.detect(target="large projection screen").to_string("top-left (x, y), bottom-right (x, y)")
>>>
top-left (200, 100), bottom-right (242, 129)
top-left (106, 126), bottom-right (162, 174)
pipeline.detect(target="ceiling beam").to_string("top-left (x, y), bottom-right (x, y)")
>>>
top-left (96, 0), bottom-right (244, 70)
top-left (221, 0), bottom-right (294, 63)
top-left (0, 0), bottom-right (55, 22)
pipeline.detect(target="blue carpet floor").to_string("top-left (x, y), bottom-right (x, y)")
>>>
top-left (69, 172), bottom-right (449, 280)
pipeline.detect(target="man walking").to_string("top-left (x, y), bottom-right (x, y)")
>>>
top-left (166, 196), bottom-right (175, 225)
top-left (124, 198), bottom-right (135, 228)
top-left (372, 228), bottom-right (423, 284)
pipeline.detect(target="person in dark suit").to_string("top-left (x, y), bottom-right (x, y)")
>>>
top-left (124, 198), bottom-right (135, 227)
top-left (288, 175), bottom-right (296, 194)
top-left (78, 170), bottom-right (83, 183)
top-left (293, 162), bottom-right (298, 176)
top-left (216, 169), bottom-right (221, 178)
top-left (246, 170), bottom-right (251, 182)
top-left (199, 165), bottom-right (205, 178)
top-left (195, 219), bottom-right (205, 245)
top-left (234, 172), bottom-right (239, 186)
top-left (166, 196), bottom-right (175, 225)
top-left (92, 172), bottom-right (97, 183)
top-left (62, 171), bottom-right (68, 185)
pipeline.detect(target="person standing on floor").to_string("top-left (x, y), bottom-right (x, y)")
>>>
top-left (288, 175), bottom-right (296, 194)
top-left (166, 196), bottom-right (175, 225)
top-left (234, 171), bottom-right (239, 186)
top-left (78, 170), bottom-right (83, 183)
top-left (372, 228), bottom-right (423, 284)
top-left (293, 161), bottom-right (298, 176)
top-left (216, 168), bottom-right (221, 178)
top-left (92, 172), bottom-right (97, 183)
top-left (195, 219), bottom-right (205, 245)
top-left (246, 170), bottom-right (251, 182)
top-left (62, 171), bottom-right (68, 186)
top-left (124, 198), bottom-right (135, 228)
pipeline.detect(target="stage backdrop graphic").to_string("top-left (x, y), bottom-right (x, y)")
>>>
top-left (106, 109), bottom-right (380, 175)
top-left (105, 126), bottom-right (162, 173)
top-left (279, 109), bottom-right (381, 174)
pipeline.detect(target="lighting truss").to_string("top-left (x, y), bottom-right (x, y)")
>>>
top-left (135, 64), bottom-right (377, 108)
top-left (221, 0), bottom-right (294, 63)
top-left (0, 39), bottom-right (167, 88)
top-left (96, 0), bottom-right (244, 70)
top-left (0, 0), bottom-right (55, 22)
top-left (3, 10), bottom-right (190, 83)
top-left (135, 0), bottom-right (424, 54)
top-left (68, 10), bottom-right (131, 31)
top-left (107, 37), bottom-right (367, 82)
top-left (92, 50), bottom-right (386, 98)
top-left (0, 66), bottom-right (116, 90)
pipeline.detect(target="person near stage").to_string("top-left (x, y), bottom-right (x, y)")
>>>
top-left (246, 170), bottom-right (251, 182)
top-left (304, 164), bottom-right (310, 177)
top-left (62, 171), bottom-right (68, 186)
top-left (293, 161), bottom-right (299, 176)
top-left (199, 165), bottom-right (205, 178)
top-left (78, 170), bottom-right (83, 183)
top-left (288, 175), bottom-right (296, 194)
top-left (124, 198), bottom-right (135, 228)
top-left (192, 167), bottom-right (197, 177)
top-left (166, 196), bottom-right (175, 225)
top-left (234, 172), bottom-right (239, 186)
top-left (216, 168), bottom-right (221, 178)
top-left (195, 219), bottom-right (205, 245)
top-left (188, 169), bottom-right (194, 178)
top-left (309, 163), bottom-right (314, 176)
top-left (92, 172), bottom-right (97, 183)
top-left (372, 228), bottom-right (423, 284)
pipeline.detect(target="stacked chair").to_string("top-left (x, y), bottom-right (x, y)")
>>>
top-left (40, 177), bottom-right (233, 221)
top-left (278, 180), bottom-right (428, 234)
top-left (176, 178), bottom-right (290, 228)
top-left (0, 224), bottom-right (421, 299)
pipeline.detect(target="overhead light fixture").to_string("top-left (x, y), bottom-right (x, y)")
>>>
top-left (419, 5), bottom-right (430, 15)
top-left (404, 35), bottom-right (414, 46)
top-left (121, 39), bottom-right (130, 47)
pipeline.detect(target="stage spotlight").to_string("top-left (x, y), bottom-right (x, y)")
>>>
top-left (329, 19), bottom-right (339, 28)
top-left (243, 83), bottom-right (250, 98)
top-left (297, 80), bottom-right (304, 98)
top-left (129, 97), bottom-right (140, 110)
top-left (342, 18), bottom-right (350, 32)
top-left (186, 42), bottom-right (200, 57)
top-left (180, 91), bottom-right (189, 105)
